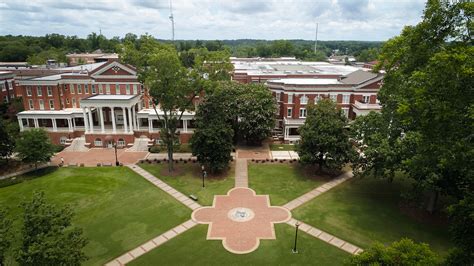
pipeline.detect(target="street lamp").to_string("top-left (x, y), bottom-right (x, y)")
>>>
top-left (201, 165), bottom-right (207, 188)
top-left (292, 221), bottom-right (300, 253)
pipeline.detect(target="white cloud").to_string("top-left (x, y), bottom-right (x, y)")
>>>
top-left (0, 0), bottom-right (426, 40)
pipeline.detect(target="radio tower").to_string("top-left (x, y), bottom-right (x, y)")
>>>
top-left (169, 0), bottom-right (175, 41)
top-left (314, 22), bottom-right (319, 54)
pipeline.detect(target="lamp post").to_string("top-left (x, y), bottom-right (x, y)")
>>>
top-left (292, 221), bottom-right (300, 253)
top-left (114, 140), bottom-right (119, 166)
top-left (201, 165), bottom-right (206, 188)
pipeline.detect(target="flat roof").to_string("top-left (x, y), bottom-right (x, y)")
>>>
top-left (86, 95), bottom-right (137, 100)
top-left (268, 78), bottom-right (342, 85)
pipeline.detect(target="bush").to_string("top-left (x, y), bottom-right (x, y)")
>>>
top-left (53, 145), bottom-right (65, 153)
top-left (149, 145), bottom-right (161, 153)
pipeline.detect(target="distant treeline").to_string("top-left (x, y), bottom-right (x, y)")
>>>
top-left (0, 33), bottom-right (383, 64)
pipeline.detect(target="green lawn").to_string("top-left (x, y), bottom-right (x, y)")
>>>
top-left (270, 144), bottom-right (296, 151)
top-left (248, 163), bottom-right (327, 205)
top-left (292, 177), bottom-right (453, 256)
top-left (139, 163), bottom-right (235, 206)
top-left (0, 167), bottom-right (191, 265)
top-left (130, 224), bottom-right (351, 265)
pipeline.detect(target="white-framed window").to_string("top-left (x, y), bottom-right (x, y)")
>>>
top-left (330, 94), bottom-right (337, 102)
top-left (343, 95), bottom-right (350, 104)
top-left (28, 99), bottom-right (34, 109)
top-left (133, 84), bottom-right (138, 94)
top-left (47, 86), bottom-right (53, 96)
top-left (39, 99), bottom-right (44, 110)
top-left (92, 84), bottom-right (96, 94)
top-left (299, 108), bottom-right (307, 118)
top-left (300, 95), bottom-right (308, 105)
top-left (49, 99), bottom-right (54, 110)
top-left (37, 86), bottom-right (42, 96)
top-left (106, 84), bottom-right (111, 94)
top-left (117, 138), bottom-right (125, 147)
top-left (77, 84), bottom-right (82, 94)
top-left (342, 107), bottom-right (349, 118)
top-left (115, 84), bottom-right (120, 94)
top-left (288, 94), bottom-right (293, 104)
top-left (26, 86), bottom-right (32, 96)
top-left (287, 107), bottom-right (293, 118)
top-left (7, 81), bottom-right (12, 90)
top-left (362, 95), bottom-right (370, 103)
top-left (70, 84), bottom-right (75, 94)
top-left (99, 84), bottom-right (103, 94)
top-left (376, 97), bottom-right (380, 104)
top-left (0, 83), bottom-right (5, 91)
top-left (276, 92), bottom-right (281, 102)
top-left (94, 138), bottom-right (103, 147)
top-left (60, 136), bottom-right (67, 145)
top-left (126, 84), bottom-right (130, 95)
top-left (85, 84), bottom-right (89, 94)
top-left (72, 98), bottom-right (76, 108)
top-left (66, 98), bottom-right (70, 104)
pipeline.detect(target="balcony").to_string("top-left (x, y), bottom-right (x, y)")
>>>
top-left (352, 101), bottom-right (382, 116)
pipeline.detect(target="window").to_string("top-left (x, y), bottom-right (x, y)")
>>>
top-left (66, 98), bottom-right (70, 104)
top-left (47, 86), bottom-right (53, 96)
top-left (26, 86), bottom-right (32, 96)
top-left (0, 84), bottom-right (4, 91)
top-left (94, 138), bottom-right (103, 147)
top-left (330, 94), bottom-right (337, 102)
top-left (300, 95), bottom-right (308, 105)
top-left (276, 92), bottom-right (281, 102)
top-left (49, 99), bottom-right (54, 110)
top-left (3, 96), bottom-right (8, 102)
top-left (115, 84), bottom-right (120, 94)
top-left (70, 84), bottom-right (75, 94)
top-left (342, 108), bottom-right (349, 118)
top-left (288, 94), bottom-right (293, 104)
top-left (287, 107), bottom-right (293, 118)
top-left (343, 95), bottom-right (350, 104)
top-left (133, 84), bottom-right (138, 94)
top-left (60, 136), bottom-right (68, 145)
top-left (362, 95), bottom-right (370, 103)
top-left (299, 108), bottom-right (307, 118)
top-left (117, 138), bottom-right (125, 147)
top-left (126, 84), bottom-right (130, 95)
top-left (99, 84), bottom-right (103, 94)
top-left (37, 86), bottom-right (42, 96)
top-left (7, 81), bottom-right (12, 90)
top-left (92, 84), bottom-right (96, 94)
top-left (106, 84), bottom-right (111, 94)
top-left (85, 84), bottom-right (89, 94)
top-left (72, 98), bottom-right (76, 108)
top-left (77, 84), bottom-right (82, 94)
top-left (39, 99), bottom-right (44, 110)
top-left (29, 99), bottom-right (34, 109)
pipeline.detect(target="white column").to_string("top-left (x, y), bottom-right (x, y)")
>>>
top-left (52, 118), bottom-right (57, 132)
top-left (18, 118), bottom-right (24, 131)
top-left (148, 118), bottom-right (152, 132)
top-left (99, 107), bottom-right (105, 133)
top-left (284, 127), bottom-right (289, 139)
top-left (111, 107), bottom-right (116, 133)
top-left (122, 107), bottom-right (128, 133)
top-left (82, 108), bottom-right (89, 133)
top-left (88, 107), bottom-right (94, 133)
top-left (183, 119), bottom-right (188, 132)
top-left (128, 107), bottom-right (133, 132)
top-left (73, 118), bottom-right (76, 130)
top-left (68, 118), bottom-right (73, 132)
top-left (34, 118), bottom-right (39, 128)
top-left (132, 105), bottom-right (137, 129)
top-left (137, 117), bottom-right (140, 131)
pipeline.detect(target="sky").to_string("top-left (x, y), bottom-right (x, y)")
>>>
top-left (0, 0), bottom-right (426, 41)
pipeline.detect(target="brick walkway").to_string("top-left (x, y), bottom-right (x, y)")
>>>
top-left (105, 219), bottom-right (198, 266)
top-left (235, 159), bottom-right (248, 188)
top-left (127, 165), bottom-right (201, 210)
top-left (282, 171), bottom-right (354, 210)
top-left (52, 149), bottom-right (147, 167)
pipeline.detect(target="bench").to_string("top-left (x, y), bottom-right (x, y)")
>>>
top-left (102, 162), bottom-right (113, 167)
top-left (189, 194), bottom-right (198, 201)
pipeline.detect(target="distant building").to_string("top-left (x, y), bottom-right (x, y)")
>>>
top-left (66, 50), bottom-right (119, 66)
top-left (0, 71), bottom-right (16, 104)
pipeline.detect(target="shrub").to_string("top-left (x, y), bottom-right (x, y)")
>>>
top-left (53, 144), bottom-right (65, 153)
top-left (149, 145), bottom-right (161, 153)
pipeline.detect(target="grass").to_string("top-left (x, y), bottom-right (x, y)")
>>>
top-left (292, 176), bottom-right (453, 256)
top-left (0, 167), bottom-right (191, 265)
top-left (139, 163), bottom-right (235, 206)
top-left (130, 224), bottom-right (351, 265)
top-left (248, 163), bottom-right (327, 205)
top-left (270, 144), bottom-right (296, 151)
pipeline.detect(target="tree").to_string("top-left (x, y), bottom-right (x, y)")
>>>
top-left (237, 83), bottom-right (276, 145)
top-left (15, 128), bottom-right (55, 169)
top-left (16, 191), bottom-right (88, 266)
top-left (348, 238), bottom-right (438, 265)
top-left (297, 99), bottom-right (353, 173)
top-left (0, 208), bottom-right (12, 266)
top-left (0, 118), bottom-right (14, 162)
top-left (190, 89), bottom-right (234, 173)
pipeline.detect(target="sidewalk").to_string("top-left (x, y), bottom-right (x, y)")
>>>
top-left (234, 159), bottom-right (248, 188)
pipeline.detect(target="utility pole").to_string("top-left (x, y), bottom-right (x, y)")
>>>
top-left (314, 23), bottom-right (319, 54)
top-left (169, 0), bottom-right (175, 41)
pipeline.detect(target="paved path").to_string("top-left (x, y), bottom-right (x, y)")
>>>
top-left (235, 159), bottom-right (248, 188)
top-left (282, 171), bottom-right (354, 210)
top-left (105, 219), bottom-right (198, 266)
top-left (286, 218), bottom-right (363, 255)
top-left (52, 149), bottom-right (147, 167)
top-left (127, 165), bottom-right (201, 210)
top-left (270, 151), bottom-right (300, 160)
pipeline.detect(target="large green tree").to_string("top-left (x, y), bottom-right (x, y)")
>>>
top-left (348, 238), bottom-right (438, 266)
top-left (297, 99), bottom-right (353, 173)
top-left (0, 208), bottom-right (12, 266)
top-left (0, 118), bottom-right (14, 162)
top-left (16, 191), bottom-right (88, 266)
top-left (15, 128), bottom-right (55, 169)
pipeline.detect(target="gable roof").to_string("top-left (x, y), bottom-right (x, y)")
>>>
top-left (340, 70), bottom-right (378, 85)
top-left (90, 60), bottom-right (136, 77)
